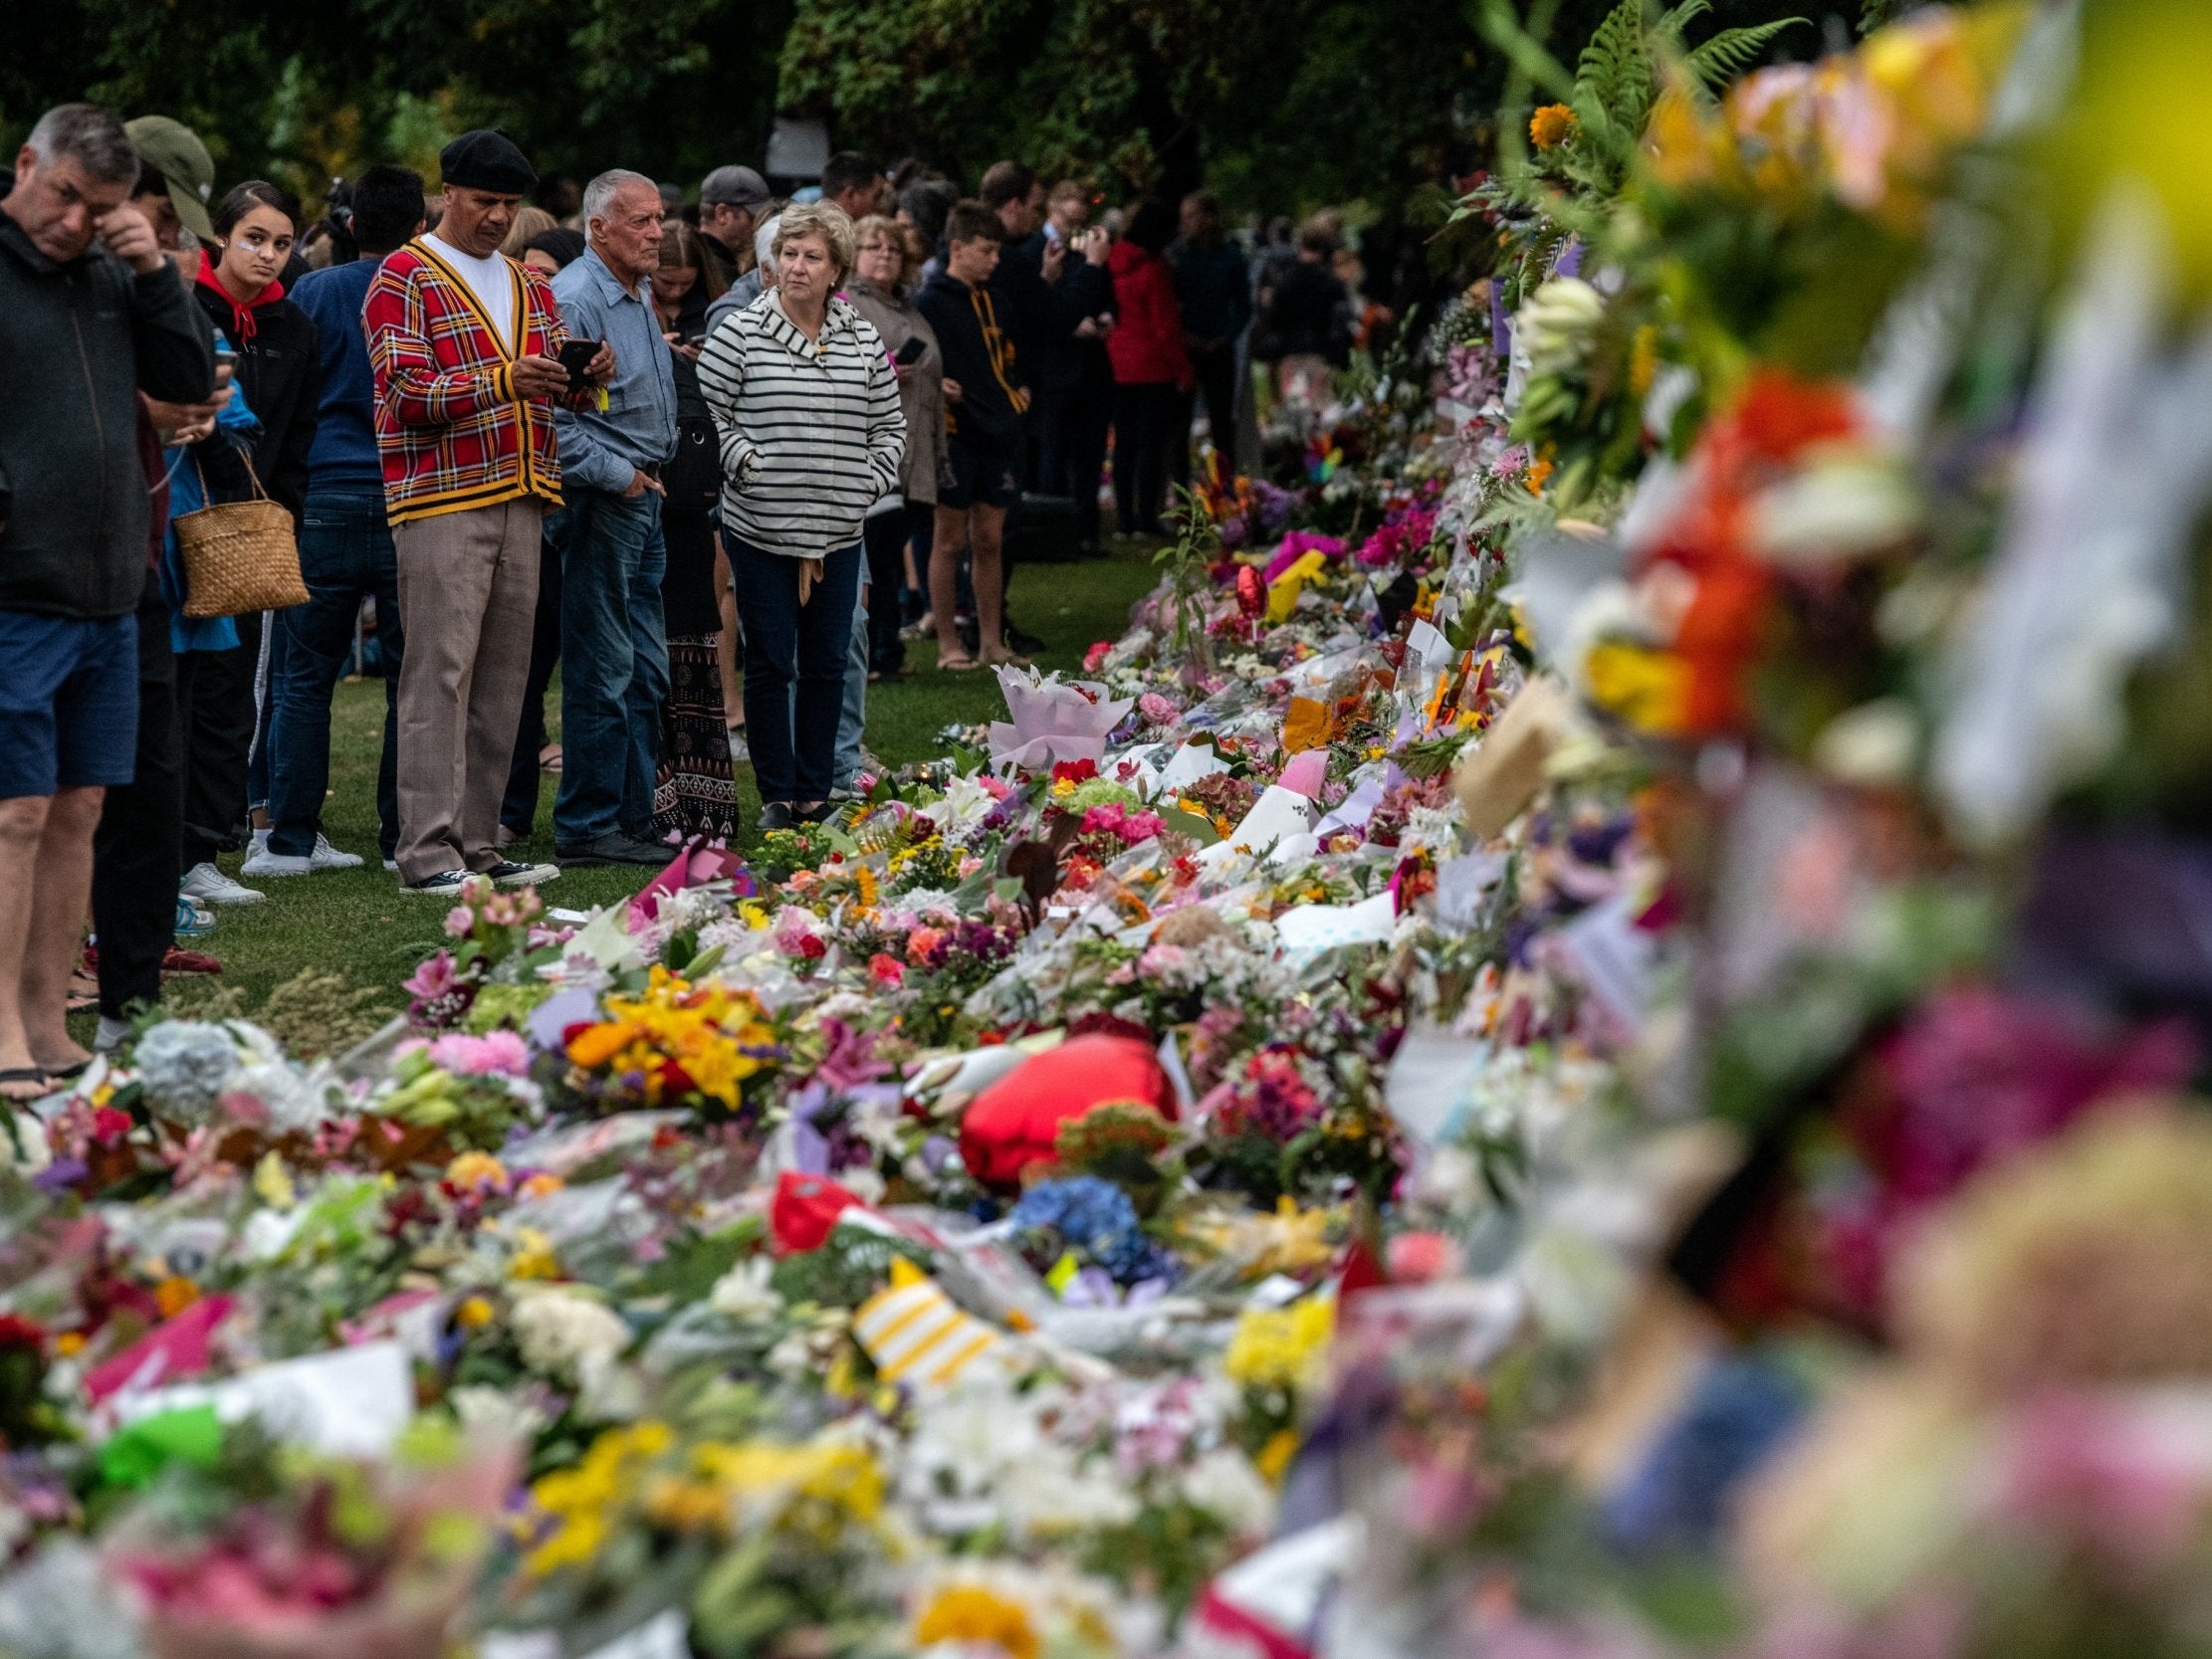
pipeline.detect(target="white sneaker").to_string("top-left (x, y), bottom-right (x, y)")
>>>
top-left (180, 862), bottom-right (265, 906)
top-left (241, 842), bottom-right (313, 878)
top-left (311, 834), bottom-right (363, 870)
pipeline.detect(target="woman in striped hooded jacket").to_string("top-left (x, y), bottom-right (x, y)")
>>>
top-left (696, 200), bottom-right (904, 832)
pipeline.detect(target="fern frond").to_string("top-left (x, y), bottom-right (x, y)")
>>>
top-left (1651, 0), bottom-right (1711, 46)
top-left (1687, 17), bottom-right (1804, 89)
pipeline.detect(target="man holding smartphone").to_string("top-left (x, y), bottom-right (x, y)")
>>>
top-left (364, 128), bottom-right (612, 896)
top-left (546, 169), bottom-right (678, 867)
top-left (0, 103), bottom-right (214, 1098)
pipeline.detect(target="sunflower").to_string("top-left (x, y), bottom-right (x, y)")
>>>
top-left (1529, 103), bottom-right (1578, 150)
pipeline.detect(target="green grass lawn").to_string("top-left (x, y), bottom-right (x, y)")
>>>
top-left (129, 538), bottom-right (1165, 1033)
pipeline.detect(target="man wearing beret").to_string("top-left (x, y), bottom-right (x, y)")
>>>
top-left (363, 129), bottom-right (612, 896)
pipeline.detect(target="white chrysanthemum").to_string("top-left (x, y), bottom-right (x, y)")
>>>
top-left (510, 1285), bottom-right (631, 1380)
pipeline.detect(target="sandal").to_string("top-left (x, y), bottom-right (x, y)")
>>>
top-left (936, 652), bottom-right (982, 673)
top-left (68, 970), bottom-right (100, 1015)
top-left (979, 647), bottom-right (1031, 669)
top-left (0, 1068), bottom-right (52, 1106)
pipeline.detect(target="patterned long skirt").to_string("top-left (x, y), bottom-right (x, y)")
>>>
top-left (653, 633), bottom-right (739, 842)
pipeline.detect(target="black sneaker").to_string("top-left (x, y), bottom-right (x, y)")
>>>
top-left (404, 869), bottom-right (471, 896)
top-left (485, 858), bottom-right (560, 888)
top-left (553, 832), bottom-right (667, 867)
top-left (756, 801), bottom-right (795, 833)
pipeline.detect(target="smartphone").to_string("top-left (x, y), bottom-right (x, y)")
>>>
top-left (557, 338), bottom-right (601, 391)
top-left (214, 347), bottom-right (239, 369)
top-left (893, 335), bottom-right (926, 367)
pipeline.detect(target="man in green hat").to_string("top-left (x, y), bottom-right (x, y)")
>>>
top-left (123, 114), bottom-right (213, 249)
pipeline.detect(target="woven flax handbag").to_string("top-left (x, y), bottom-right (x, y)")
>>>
top-left (173, 449), bottom-right (308, 618)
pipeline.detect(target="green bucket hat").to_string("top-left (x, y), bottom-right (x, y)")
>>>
top-left (124, 115), bottom-right (215, 241)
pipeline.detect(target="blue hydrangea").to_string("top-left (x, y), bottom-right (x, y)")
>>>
top-left (132, 1021), bottom-right (241, 1126)
top-left (1011, 1176), bottom-right (1179, 1287)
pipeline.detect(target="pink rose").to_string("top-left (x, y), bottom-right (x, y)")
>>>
top-left (444, 905), bottom-right (475, 937)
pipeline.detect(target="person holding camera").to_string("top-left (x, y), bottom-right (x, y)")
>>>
top-left (0, 104), bottom-right (214, 1098)
top-left (546, 169), bottom-right (678, 867)
top-left (363, 129), bottom-right (610, 897)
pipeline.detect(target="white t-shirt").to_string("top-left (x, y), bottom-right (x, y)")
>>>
top-left (424, 232), bottom-right (517, 349)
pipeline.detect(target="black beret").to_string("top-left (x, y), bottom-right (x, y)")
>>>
top-left (439, 129), bottom-right (537, 195)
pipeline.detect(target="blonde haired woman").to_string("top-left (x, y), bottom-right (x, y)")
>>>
top-left (696, 201), bottom-right (905, 831)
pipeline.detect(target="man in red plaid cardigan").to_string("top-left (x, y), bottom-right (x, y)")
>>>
top-left (365, 129), bottom-right (611, 896)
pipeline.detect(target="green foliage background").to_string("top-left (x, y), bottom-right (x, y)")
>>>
top-left (2, 0), bottom-right (1833, 215)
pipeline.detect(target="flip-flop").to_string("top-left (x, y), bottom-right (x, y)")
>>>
top-left (937, 653), bottom-right (982, 672)
top-left (40, 1060), bottom-right (88, 1083)
top-left (68, 972), bottom-right (100, 1015)
top-left (0, 1068), bottom-right (52, 1105)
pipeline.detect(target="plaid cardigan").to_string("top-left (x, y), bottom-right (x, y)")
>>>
top-left (363, 240), bottom-right (592, 523)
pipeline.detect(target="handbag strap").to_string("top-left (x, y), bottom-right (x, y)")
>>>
top-left (185, 438), bottom-right (272, 507)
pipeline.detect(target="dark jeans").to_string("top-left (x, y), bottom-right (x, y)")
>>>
top-left (730, 535), bottom-right (862, 805)
top-left (1036, 370), bottom-right (1112, 547)
top-left (553, 489), bottom-right (668, 845)
top-left (93, 575), bottom-right (181, 1019)
top-left (1172, 340), bottom-right (1239, 491)
top-left (500, 535), bottom-right (563, 837)
top-left (1112, 381), bottom-right (1178, 535)
top-left (267, 491), bottom-right (404, 859)
top-left (176, 631), bottom-right (256, 874)
top-left (863, 503), bottom-right (911, 677)
top-left (905, 508), bottom-right (934, 621)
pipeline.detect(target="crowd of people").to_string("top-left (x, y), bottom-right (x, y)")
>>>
top-left (0, 99), bottom-right (1379, 1099)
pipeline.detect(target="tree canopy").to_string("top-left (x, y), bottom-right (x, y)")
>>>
top-left (2, 0), bottom-right (1833, 215)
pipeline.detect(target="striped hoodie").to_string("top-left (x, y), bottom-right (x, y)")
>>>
top-left (696, 291), bottom-right (906, 558)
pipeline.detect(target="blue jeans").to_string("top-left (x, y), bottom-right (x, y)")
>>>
top-left (834, 576), bottom-right (867, 789)
top-left (729, 536), bottom-right (862, 805)
top-left (266, 491), bottom-right (403, 858)
top-left (553, 489), bottom-right (668, 844)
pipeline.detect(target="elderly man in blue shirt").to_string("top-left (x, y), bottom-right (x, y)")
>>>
top-left (550, 169), bottom-right (680, 866)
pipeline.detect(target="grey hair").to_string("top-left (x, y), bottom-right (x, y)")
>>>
top-left (581, 168), bottom-right (657, 236)
top-left (754, 214), bottom-right (781, 278)
top-left (26, 103), bottom-right (138, 187)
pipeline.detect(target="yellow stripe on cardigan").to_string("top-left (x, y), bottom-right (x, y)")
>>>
top-left (853, 1257), bottom-right (1004, 1387)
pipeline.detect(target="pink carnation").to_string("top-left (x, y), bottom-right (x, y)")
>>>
top-left (427, 1029), bottom-right (531, 1077)
top-left (444, 905), bottom-right (475, 938)
top-left (773, 907), bottom-right (823, 956)
top-left (1083, 641), bottom-right (1113, 673)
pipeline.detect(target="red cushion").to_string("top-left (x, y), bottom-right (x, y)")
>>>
top-left (958, 1034), bottom-right (1175, 1189)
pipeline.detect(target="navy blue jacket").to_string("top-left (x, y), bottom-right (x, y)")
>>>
top-left (291, 256), bottom-right (385, 497)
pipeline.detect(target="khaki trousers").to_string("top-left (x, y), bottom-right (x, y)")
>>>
top-left (391, 499), bottom-right (545, 883)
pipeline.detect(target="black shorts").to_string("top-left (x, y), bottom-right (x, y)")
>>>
top-left (939, 439), bottom-right (1021, 511)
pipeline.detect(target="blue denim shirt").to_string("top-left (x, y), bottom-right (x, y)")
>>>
top-left (551, 247), bottom-right (678, 496)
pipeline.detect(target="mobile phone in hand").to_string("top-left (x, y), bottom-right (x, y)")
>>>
top-left (557, 338), bottom-right (601, 391)
top-left (893, 335), bottom-right (926, 367)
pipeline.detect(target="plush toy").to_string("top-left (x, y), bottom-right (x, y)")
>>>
top-left (958, 1034), bottom-right (1176, 1189)
top-left (768, 1169), bottom-right (865, 1256)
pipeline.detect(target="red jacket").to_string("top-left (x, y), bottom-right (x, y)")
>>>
top-left (1106, 241), bottom-right (1193, 389)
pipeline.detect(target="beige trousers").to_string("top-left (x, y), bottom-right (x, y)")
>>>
top-left (391, 498), bottom-right (545, 883)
